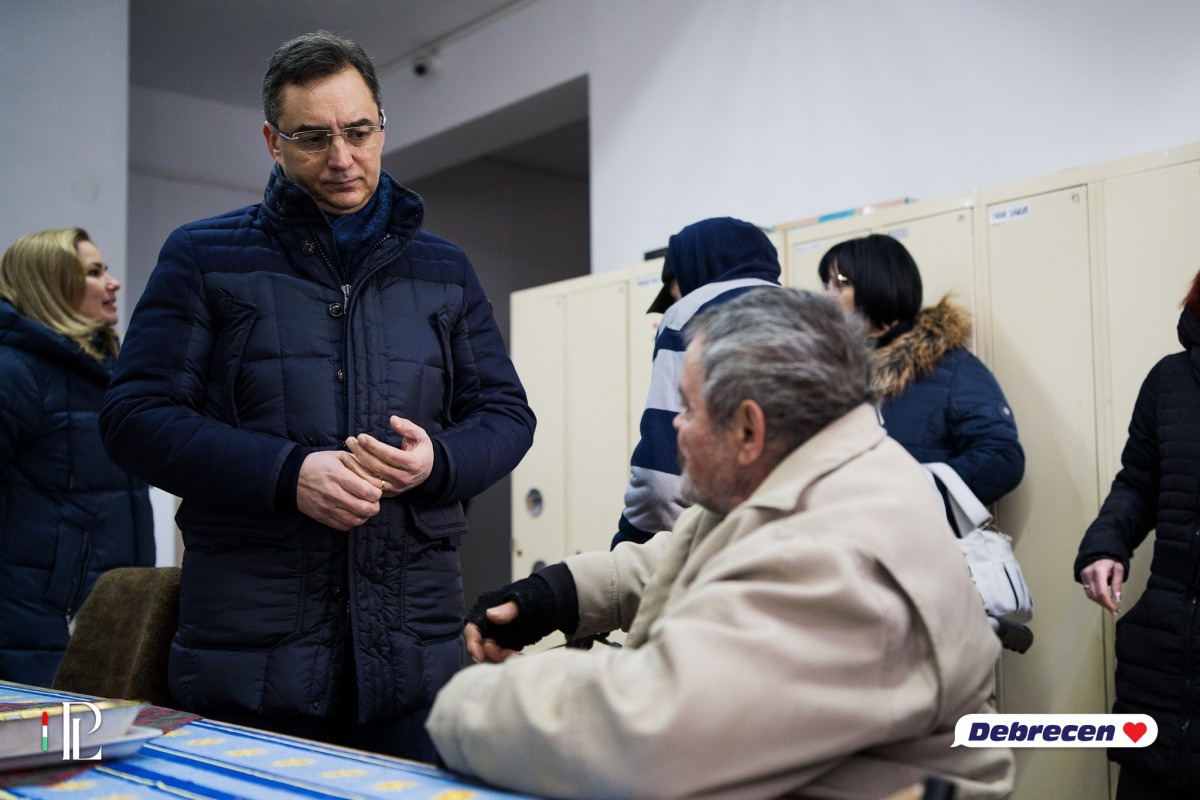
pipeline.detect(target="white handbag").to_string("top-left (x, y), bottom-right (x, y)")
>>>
top-left (924, 462), bottom-right (1033, 624)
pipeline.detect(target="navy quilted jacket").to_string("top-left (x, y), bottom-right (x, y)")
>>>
top-left (1074, 309), bottom-right (1200, 789)
top-left (0, 301), bottom-right (153, 686)
top-left (873, 298), bottom-right (1024, 506)
top-left (100, 168), bottom-right (534, 721)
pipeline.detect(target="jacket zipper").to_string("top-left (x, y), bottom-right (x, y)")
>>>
top-left (306, 227), bottom-right (350, 307)
top-left (64, 530), bottom-right (94, 632)
top-left (308, 231), bottom-right (393, 311)
top-left (304, 228), bottom-right (392, 712)
top-left (304, 227), bottom-right (354, 717)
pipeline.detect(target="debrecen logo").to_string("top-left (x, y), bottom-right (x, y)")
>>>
top-left (953, 714), bottom-right (1156, 748)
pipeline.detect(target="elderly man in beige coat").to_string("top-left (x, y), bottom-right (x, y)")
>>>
top-left (426, 289), bottom-right (1014, 800)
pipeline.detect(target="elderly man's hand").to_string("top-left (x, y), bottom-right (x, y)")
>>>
top-left (465, 602), bottom-right (525, 664)
top-left (345, 416), bottom-right (434, 498)
top-left (297, 450), bottom-right (383, 530)
top-left (464, 575), bottom-right (562, 663)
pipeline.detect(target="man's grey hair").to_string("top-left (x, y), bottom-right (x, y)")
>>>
top-left (684, 288), bottom-right (873, 455)
top-left (262, 31), bottom-right (381, 127)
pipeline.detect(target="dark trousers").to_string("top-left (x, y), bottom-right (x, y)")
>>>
top-left (208, 640), bottom-right (439, 764)
top-left (1115, 766), bottom-right (1194, 800)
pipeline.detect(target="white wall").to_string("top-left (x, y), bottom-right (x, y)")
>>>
top-left (121, 0), bottom-right (1200, 281)
top-left (11, 1), bottom-right (1200, 302)
top-left (0, 0), bottom-right (130, 289)
top-left (373, 0), bottom-right (1200, 274)
top-left (126, 86), bottom-right (268, 306)
top-left (0, 1), bottom-right (189, 566)
top-left (126, 171), bottom-right (261, 315)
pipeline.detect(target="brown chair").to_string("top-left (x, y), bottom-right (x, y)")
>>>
top-left (52, 566), bottom-right (181, 707)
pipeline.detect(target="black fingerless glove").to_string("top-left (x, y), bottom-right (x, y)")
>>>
top-left (467, 566), bottom-right (577, 651)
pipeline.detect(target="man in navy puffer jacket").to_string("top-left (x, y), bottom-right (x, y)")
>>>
top-left (100, 32), bottom-right (534, 762)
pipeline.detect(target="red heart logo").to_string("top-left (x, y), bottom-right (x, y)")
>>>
top-left (1123, 722), bottom-right (1147, 743)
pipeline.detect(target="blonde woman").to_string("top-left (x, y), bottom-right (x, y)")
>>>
top-left (0, 228), bottom-right (153, 687)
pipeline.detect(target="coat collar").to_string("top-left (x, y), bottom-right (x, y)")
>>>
top-left (0, 300), bottom-right (112, 381)
top-left (663, 404), bottom-right (884, 564)
top-left (260, 165), bottom-right (425, 250)
top-left (651, 403), bottom-right (890, 627)
top-left (871, 295), bottom-right (972, 400)
top-left (1179, 308), bottom-right (1200, 384)
top-left (740, 403), bottom-right (887, 516)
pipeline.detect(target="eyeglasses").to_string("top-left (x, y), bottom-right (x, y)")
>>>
top-left (270, 110), bottom-right (386, 154)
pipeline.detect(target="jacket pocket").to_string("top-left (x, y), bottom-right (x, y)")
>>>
top-left (433, 309), bottom-right (455, 424)
top-left (402, 502), bottom-right (469, 642)
top-left (409, 501), bottom-right (469, 547)
top-left (175, 501), bottom-right (299, 543)
top-left (210, 294), bottom-right (258, 426)
top-left (174, 503), bottom-right (307, 648)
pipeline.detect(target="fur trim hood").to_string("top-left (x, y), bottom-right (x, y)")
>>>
top-left (871, 295), bottom-right (972, 400)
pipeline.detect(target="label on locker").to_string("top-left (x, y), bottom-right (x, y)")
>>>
top-left (793, 241), bottom-right (826, 255)
top-left (990, 202), bottom-right (1031, 225)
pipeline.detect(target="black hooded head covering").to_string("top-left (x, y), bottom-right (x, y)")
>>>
top-left (647, 216), bottom-right (781, 313)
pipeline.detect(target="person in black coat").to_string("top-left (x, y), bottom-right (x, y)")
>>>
top-left (0, 228), bottom-right (154, 686)
top-left (1076, 269), bottom-right (1200, 799)
top-left (818, 234), bottom-right (1024, 504)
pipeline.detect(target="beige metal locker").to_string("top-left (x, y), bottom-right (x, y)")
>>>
top-left (985, 183), bottom-right (1109, 800)
top-left (764, 230), bottom-right (786, 280)
top-left (783, 199), bottom-right (979, 347)
top-left (782, 224), bottom-right (872, 291)
top-left (565, 281), bottom-right (633, 557)
top-left (627, 260), bottom-right (666, 457)
top-left (882, 201), bottom-right (979, 354)
top-left (509, 289), bottom-right (568, 579)
top-left (1097, 159), bottom-right (1200, 473)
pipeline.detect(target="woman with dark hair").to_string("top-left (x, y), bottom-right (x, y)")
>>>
top-left (819, 234), bottom-right (1024, 505)
top-left (0, 228), bottom-right (154, 686)
top-left (1075, 269), bottom-right (1200, 799)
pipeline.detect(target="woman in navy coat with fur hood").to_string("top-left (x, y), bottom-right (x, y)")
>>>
top-left (818, 234), bottom-right (1024, 505)
top-left (0, 228), bottom-right (153, 686)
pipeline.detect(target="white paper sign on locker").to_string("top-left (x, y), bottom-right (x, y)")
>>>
top-left (793, 241), bottom-right (827, 255)
top-left (990, 202), bottom-right (1031, 225)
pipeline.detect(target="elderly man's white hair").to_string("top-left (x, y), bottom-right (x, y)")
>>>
top-left (683, 288), bottom-right (872, 455)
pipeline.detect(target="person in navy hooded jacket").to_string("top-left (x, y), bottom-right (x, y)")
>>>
top-left (0, 228), bottom-right (153, 686)
top-left (612, 217), bottom-right (781, 548)
top-left (100, 32), bottom-right (533, 762)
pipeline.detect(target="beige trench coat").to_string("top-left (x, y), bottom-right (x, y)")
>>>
top-left (428, 404), bottom-right (1014, 799)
